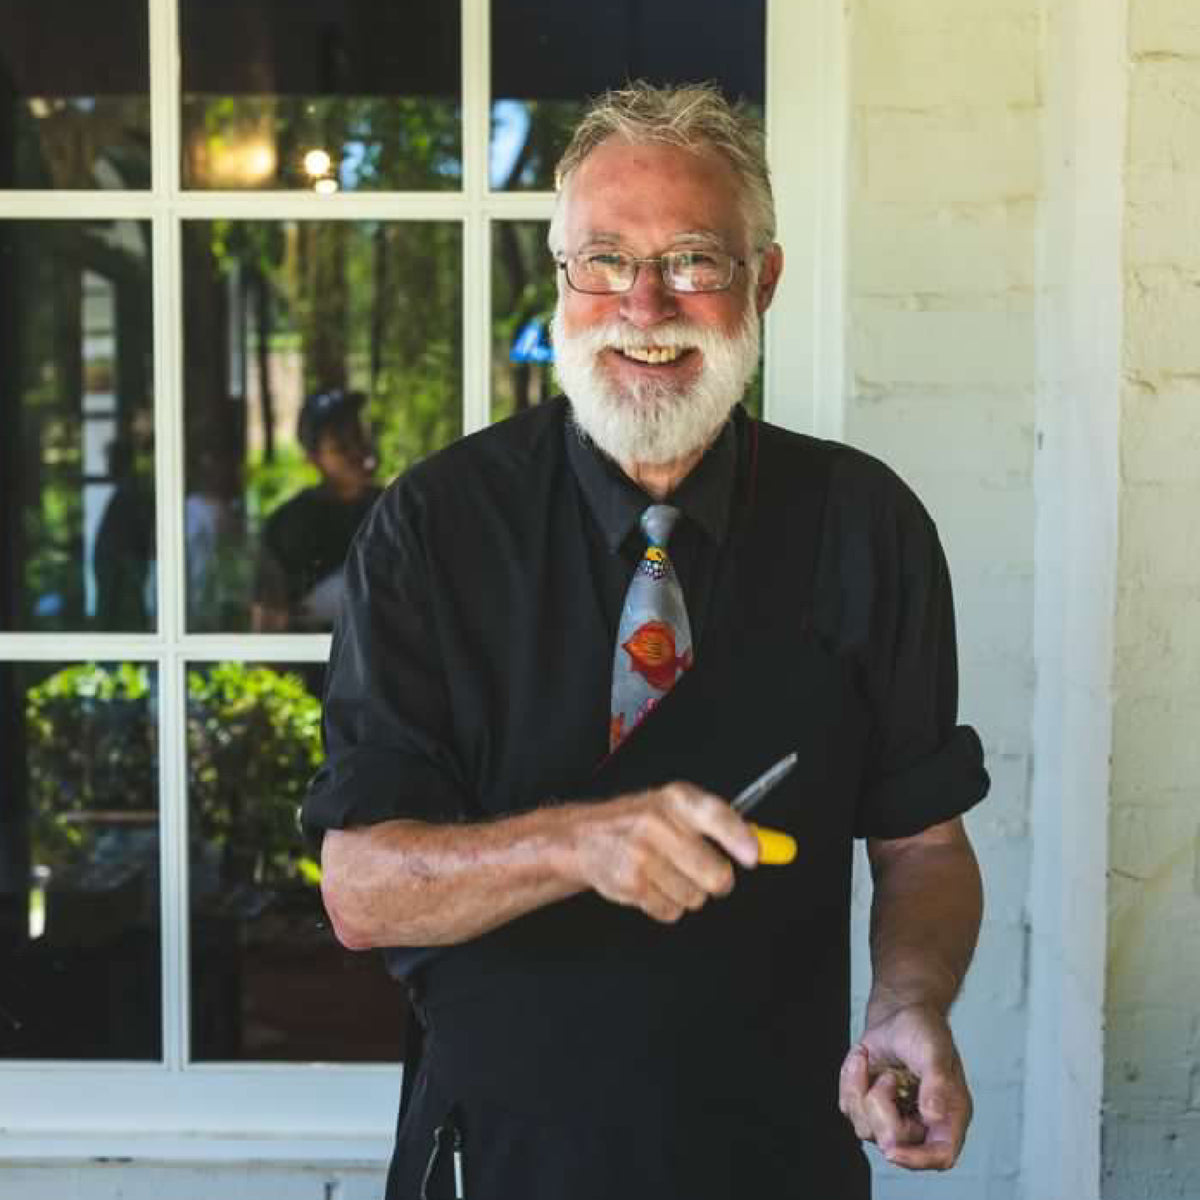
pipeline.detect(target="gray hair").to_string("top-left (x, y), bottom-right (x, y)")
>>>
top-left (547, 81), bottom-right (776, 257)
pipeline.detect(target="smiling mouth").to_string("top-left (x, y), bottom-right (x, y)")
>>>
top-left (611, 345), bottom-right (693, 366)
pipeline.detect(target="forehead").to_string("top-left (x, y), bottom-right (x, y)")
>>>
top-left (562, 138), bottom-right (745, 250)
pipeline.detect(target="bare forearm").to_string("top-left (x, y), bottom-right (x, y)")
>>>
top-left (321, 808), bottom-right (582, 949)
top-left (320, 783), bottom-right (761, 951)
top-left (866, 837), bottom-right (983, 1027)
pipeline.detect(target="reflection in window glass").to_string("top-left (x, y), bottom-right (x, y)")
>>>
top-left (187, 662), bottom-right (404, 1063)
top-left (0, 221), bottom-right (155, 632)
top-left (491, 221), bottom-right (556, 422)
top-left (180, 0), bottom-right (461, 191)
top-left (490, 0), bottom-right (766, 191)
top-left (0, 662), bottom-right (161, 1060)
top-left (0, 1), bottom-right (151, 190)
top-left (182, 220), bottom-right (462, 633)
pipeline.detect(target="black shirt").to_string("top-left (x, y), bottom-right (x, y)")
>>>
top-left (256, 483), bottom-right (382, 626)
top-left (304, 398), bottom-right (985, 975)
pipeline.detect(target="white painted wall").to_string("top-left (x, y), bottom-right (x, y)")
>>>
top-left (846, 0), bottom-right (1038, 1195)
top-left (1022, 0), bottom-right (1123, 1194)
top-left (1104, 0), bottom-right (1200, 1194)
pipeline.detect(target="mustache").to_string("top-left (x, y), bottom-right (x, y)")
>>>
top-left (550, 317), bottom-right (728, 355)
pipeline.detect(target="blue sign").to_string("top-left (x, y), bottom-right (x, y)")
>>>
top-left (510, 317), bottom-right (555, 364)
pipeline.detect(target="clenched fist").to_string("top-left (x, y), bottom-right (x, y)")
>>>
top-left (558, 782), bottom-right (761, 923)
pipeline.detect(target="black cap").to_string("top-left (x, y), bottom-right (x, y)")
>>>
top-left (297, 389), bottom-right (366, 452)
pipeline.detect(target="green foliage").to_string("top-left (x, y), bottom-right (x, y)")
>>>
top-left (491, 221), bottom-right (557, 420)
top-left (25, 662), bottom-right (323, 887)
top-left (25, 663), bottom-right (157, 868)
top-left (184, 95), bottom-right (461, 191)
top-left (186, 663), bottom-right (323, 885)
top-left (197, 211), bottom-right (464, 506)
top-left (245, 443), bottom-right (318, 525)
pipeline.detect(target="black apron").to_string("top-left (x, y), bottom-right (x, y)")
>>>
top-left (387, 424), bottom-right (873, 1199)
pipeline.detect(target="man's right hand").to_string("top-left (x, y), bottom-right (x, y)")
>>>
top-left (558, 783), bottom-right (761, 924)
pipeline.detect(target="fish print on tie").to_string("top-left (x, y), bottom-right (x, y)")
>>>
top-left (610, 505), bottom-right (694, 750)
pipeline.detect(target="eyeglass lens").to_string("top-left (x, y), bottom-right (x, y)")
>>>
top-left (569, 252), bottom-right (733, 294)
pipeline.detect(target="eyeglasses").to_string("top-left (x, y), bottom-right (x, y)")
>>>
top-left (556, 248), bottom-right (747, 295)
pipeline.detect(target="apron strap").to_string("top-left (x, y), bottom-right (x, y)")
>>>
top-left (398, 979), bottom-right (427, 1123)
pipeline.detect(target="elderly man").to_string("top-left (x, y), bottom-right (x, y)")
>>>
top-left (305, 82), bottom-right (988, 1199)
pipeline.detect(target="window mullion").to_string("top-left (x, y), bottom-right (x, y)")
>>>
top-left (149, 0), bottom-right (181, 199)
top-left (0, 194), bottom-right (157, 220)
top-left (149, 0), bottom-right (188, 1072)
top-left (764, 0), bottom-right (847, 437)
top-left (157, 652), bottom-right (190, 1070)
top-left (461, 0), bottom-right (492, 434)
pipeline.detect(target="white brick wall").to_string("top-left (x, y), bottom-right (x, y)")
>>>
top-left (1105, 0), bottom-right (1200, 1195)
top-left (1129, 0), bottom-right (1200, 59)
top-left (853, 201), bottom-right (1038, 297)
top-left (861, 109), bottom-right (1041, 205)
top-left (847, 2), bottom-right (1039, 1197)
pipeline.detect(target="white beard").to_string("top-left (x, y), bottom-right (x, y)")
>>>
top-left (550, 299), bottom-right (762, 466)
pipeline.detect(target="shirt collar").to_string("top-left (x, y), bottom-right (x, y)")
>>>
top-left (564, 402), bottom-right (740, 553)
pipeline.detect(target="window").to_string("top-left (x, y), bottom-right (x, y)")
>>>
top-left (0, 0), bottom-right (840, 1160)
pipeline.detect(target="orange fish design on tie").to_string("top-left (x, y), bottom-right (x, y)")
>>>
top-left (621, 620), bottom-right (693, 691)
top-left (609, 713), bottom-right (625, 748)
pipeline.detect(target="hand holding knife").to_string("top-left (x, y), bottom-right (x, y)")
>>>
top-left (732, 751), bottom-right (799, 865)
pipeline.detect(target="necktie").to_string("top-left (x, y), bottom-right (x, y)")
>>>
top-left (610, 505), bottom-right (694, 750)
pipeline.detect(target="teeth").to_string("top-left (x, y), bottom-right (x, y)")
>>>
top-left (620, 345), bottom-right (685, 365)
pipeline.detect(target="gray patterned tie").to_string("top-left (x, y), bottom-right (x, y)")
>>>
top-left (609, 505), bottom-right (694, 750)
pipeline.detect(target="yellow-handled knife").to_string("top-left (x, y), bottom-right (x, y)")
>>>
top-left (731, 752), bottom-right (799, 865)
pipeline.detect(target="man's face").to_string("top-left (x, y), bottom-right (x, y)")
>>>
top-left (551, 138), bottom-right (782, 466)
top-left (310, 414), bottom-right (377, 499)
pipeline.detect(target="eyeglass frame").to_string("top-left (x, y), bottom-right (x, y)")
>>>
top-left (554, 247), bottom-right (750, 296)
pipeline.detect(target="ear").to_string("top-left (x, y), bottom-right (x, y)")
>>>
top-left (754, 243), bottom-right (784, 316)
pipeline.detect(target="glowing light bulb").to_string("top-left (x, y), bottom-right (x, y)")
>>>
top-left (304, 148), bottom-right (333, 178)
top-left (246, 141), bottom-right (276, 183)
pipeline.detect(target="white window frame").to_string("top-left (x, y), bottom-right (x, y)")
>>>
top-left (0, 0), bottom-right (844, 1163)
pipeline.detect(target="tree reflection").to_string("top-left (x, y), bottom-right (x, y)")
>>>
top-left (24, 661), bottom-right (321, 889)
top-left (183, 217), bottom-right (462, 631)
top-left (0, 221), bottom-right (155, 633)
top-left (492, 220), bottom-right (557, 421)
top-left (182, 96), bottom-right (462, 191)
top-left (186, 663), bottom-right (322, 885)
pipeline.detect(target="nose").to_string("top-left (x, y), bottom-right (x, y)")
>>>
top-left (618, 261), bottom-right (678, 329)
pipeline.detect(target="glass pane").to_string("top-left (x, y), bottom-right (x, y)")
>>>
top-left (490, 0), bottom-right (766, 191)
top-left (0, 1), bottom-right (150, 190)
top-left (0, 221), bottom-right (156, 632)
top-left (181, 220), bottom-right (462, 633)
top-left (188, 662), bottom-right (404, 1063)
top-left (491, 221), bottom-right (556, 422)
top-left (0, 662), bottom-right (161, 1060)
top-left (180, 1), bottom-right (461, 191)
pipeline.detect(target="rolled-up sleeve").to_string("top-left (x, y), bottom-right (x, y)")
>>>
top-left (302, 486), bottom-right (472, 851)
top-left (818, 454), bottom-right (989, 840)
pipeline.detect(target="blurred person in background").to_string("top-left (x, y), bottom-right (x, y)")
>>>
top-left (94, 434), bottom-right (154, 629)
top-left (252, 388), bottom-right (380, 632)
